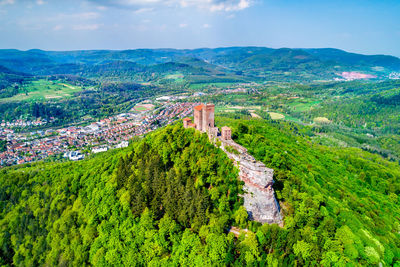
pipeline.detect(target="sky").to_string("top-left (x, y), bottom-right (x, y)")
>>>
top-left (0, 0), bottom-right (399, 57)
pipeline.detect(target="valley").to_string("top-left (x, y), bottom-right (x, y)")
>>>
top-left (2, 0), bottom-right (400, 265)
top-left (1, 47), bottom-right (400, 266)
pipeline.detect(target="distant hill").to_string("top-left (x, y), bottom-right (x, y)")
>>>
top-left (305, 48), bottom-right (400, 69)
top-left (0, 65), bottom-right (30, 97)
top-left (0, 47), bottom-right (399, 81)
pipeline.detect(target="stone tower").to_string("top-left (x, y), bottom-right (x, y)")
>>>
top-left (194, 104), bottom-right (204, 132)
top-left (221, 126), bottom-right (231, 140)
top-left (202, 104), bottom-right (215, 132)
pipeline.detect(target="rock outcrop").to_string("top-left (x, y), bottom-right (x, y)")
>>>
top-left (220, 139), bottom-right (282, 224)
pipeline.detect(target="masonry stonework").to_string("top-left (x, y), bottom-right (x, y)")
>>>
top-left (183, 103), bottom-right (282, 225)
top-left (183, 103), bottom-right (215, 133)
top-left (221, 126), bottom-right (232, 141)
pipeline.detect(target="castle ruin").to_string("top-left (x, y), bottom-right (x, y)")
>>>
top-left (183, 104), bottom-right (282, 224)
top-left (184, 103), bottom-right (216, 133)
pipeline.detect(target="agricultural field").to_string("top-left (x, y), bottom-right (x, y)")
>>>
top-left (133, 103), bottom-right (155, 112)
top-left (189, 82), bottom-right (237, 90)
top-left (164, 73), bottom-right (184, 80)
top-left (215, 105), bottom-right (261, 113)
top-left (268, 112), bottom-right (285, 120)
top-left (287, 99), bottom-right (321, 112)
top-left (0, 79), bottom-right (83, 103)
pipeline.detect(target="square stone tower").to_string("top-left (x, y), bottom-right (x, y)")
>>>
top-left (192, 103), bottom-right (215, 133)
top-left (202, 104), bottom-right (215, 132)
top-left (194, 104), bottom-right (204, 132)
top-left (221, 126), bottom-right (232, 140)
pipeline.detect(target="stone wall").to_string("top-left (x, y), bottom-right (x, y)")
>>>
top-left (220, 139), bottom-right (282, 224)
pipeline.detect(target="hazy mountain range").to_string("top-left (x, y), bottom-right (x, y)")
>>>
top-left (1, 47), bottom-right (399, 82)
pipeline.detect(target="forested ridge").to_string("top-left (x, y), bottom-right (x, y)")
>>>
top-left (0, 124), bottom-right (247, 266)
top-left (1, 121), bottom-right (400, 266)
top-left (217, 115), bottom-right (400, 265)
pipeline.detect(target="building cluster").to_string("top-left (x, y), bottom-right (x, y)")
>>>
top-left (183, 103), bottom-right (232, 141)
top-left (0, 102), bottom-right (196, 167)
top-left (1, 118), bottom-right (55, 129)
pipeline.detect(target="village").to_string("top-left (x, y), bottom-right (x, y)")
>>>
top-left (0, 102), bottom-right (196, 167)
top-left (1, 117), bottom-right (56, 129)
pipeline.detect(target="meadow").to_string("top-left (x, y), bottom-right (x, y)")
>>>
top-left (0, 79), bottom-right (83, 103)
top-left (189, 82), bottom-right (237, 90)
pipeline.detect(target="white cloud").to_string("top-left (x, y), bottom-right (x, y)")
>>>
top-left (209, 0), bottom-right (250, 11)
top-left (73, 24), bottom-right (101, 30)
top-left (179, 23), bottom-right (188, 28)
top-left (87, 0), bottom-right (252, 12)
top-left (50, 12), bottom-right (100, 21)
top-left (36, 0), bottom-right (45, 5)
top-left (202, 23), bottom-right (211, 28)
top-left (53, 25), bottom-right (63, 31)
top-left (134, 7), bottom-right (154, 14)
top-left (0, 0), bottom-right (15, 5)
top-left (96, 6), bottom-right (108, 10)
top-left (90, 0), bottom-right (162, 7)
top-left (77, 12), bottom-right (100, 20)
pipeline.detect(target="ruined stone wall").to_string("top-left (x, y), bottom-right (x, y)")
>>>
top-left (220, 139), bottom-right (282, 224)
top-left (186, 104), bottom-right (281, 224)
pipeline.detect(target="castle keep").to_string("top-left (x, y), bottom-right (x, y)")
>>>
top-left (183, 103), bottom-right (228, 141)
top-left (184, 103), bottom-right (216, 133)
top-left (183, 104), bottom-right (282, 224)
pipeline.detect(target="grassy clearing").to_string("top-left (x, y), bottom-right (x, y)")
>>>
top-left (313, 117), bottom-right (331, 124)
top-left (288, 100), bottom-right (321, 112)
top-left (189, 82), bottom-right (236, 90)
top-left (165, 74), bottom-right (184, 80)
top-left (269, 112), bottom-right (285, 120)
top-left (0, 79), bottom-right (82, 103)
top-left (283, 114), bottom-right (304, 123)
top-left (250, 113), bottom-right (261, 118)
top-left (216, 105), bottom-right (262, 114)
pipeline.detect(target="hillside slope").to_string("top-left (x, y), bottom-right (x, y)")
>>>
top-left (216, 116), bottom-right (400, 265)
top-left (1, 121), bottom-right (399, 265)
top-left (0, 124), bottom-right (245, 266)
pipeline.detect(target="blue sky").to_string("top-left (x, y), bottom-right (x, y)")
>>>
top-left (0, 0), bottom-right (399, 57)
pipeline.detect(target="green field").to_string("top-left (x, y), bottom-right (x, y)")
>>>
top-left (0, 79), bottom-right (83, 103)
top-left (287, 99), bottom-right (321, 112)
top-left (268, 112), bottom-right (285, 120)
top-left (164, 73), bottom-right (184, 80)
top-left (133, 103), bottom-right (155, 112)
top-left (189, 82), bottom-right (236, 90)
top-left (216, 105), bottom-right (261, 114)
top-left (134, 106), bottom-right (148, 111)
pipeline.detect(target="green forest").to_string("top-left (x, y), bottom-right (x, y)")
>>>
top-left (1, 120), bottom-right (399, 266)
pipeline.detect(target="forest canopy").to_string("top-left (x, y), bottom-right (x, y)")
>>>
top-left (1, 120), bottom-right (400, 266)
